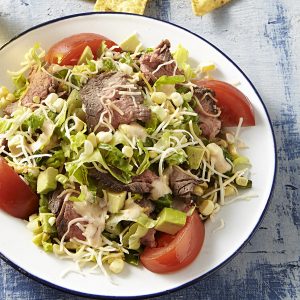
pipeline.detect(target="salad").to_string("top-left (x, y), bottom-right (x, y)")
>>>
top-left (0, 33), bottom-right (255, 276)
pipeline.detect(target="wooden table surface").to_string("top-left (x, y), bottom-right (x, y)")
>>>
top-left (0, 0), bottom-right (299, 299)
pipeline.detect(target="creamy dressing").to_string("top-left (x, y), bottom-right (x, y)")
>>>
top-left (150, 175), bottom-right (172, 200)
top-left (73, 198), bottom-right (107, 248)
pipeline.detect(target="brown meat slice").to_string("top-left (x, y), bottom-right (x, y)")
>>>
top-left (169, 166), bottom-right (200, 199)
top-left (3, 67), bottom-right (58, 115)
top-left (194, 86), bottom-right (221, 140)
top-left (139, 39), bottom-right (180, 83)
top-left (48, 188), bottom-right (85, 241)
top-left (48, 187), bottom-right (64, 215)
top-left (80, 72), bottom-right (151, 132)
top-left (56, 201), bottom-right (85, 241)
top-left (22, 68), bottom-right (58, 106)
top-left (89, 169), bottom-right (158, 194)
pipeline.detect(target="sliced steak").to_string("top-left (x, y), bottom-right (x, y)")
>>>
top-left (56, 200), bottom-right (85, 241)
top-left (80, 72), bottom-right (151, 132)
top-left (48, 188), bottom-right (85, 241)
top-left (129, 170), bottom-right (159, 194)
top-left (140, 228), bottom-right (157, 248)
top-left (89, 169), bottom-right (158, 194)
top-left (194, 86), bottom-right (221, 140)
top-left (3, 67), bottom-right (58, 116)
top-left (48, 187), bottom-right (64, 215)
top-left (22, 67), bottom-right (58, 106)
top-left (139, 39), bottom-right (179, 83)
top-left (169, 166), bottom-right (200, 199)
top-left (111, 95), bottom-right (151, 129)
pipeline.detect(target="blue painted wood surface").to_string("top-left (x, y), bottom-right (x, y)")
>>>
top-left (0, 0), bottom-right (299, 299)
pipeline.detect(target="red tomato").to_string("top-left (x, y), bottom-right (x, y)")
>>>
top-left (45, 33), bottom-right (120, 66)
top-left (0, 158), bottom-right (39, 219)
top-left (140, 212), bottom-right (205, 273)
top-left (193, 79), bottom-right (255, 127)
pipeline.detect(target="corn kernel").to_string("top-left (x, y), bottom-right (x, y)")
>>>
top-left (84, 140), bottom-right (94, 156)
top-left (87, 132), bottom-right (97, 148)
top-left (199, 199), bottom-right (215, 216)
top-left (151, 92), bottom-right (167, 104)
top-left (170, 92), bottom-right (183, 107)
top-left (6, 93), bottom-right (15, 102)
top-left (109, 258), bottom-right (125, 274)
top-left (0, 86), bottom-right (9, 98)
top-left (193, 185), bottom-right (204, 196)
top-left (119, 63), bottom-right (133, 75)
top-left (224, 185), bottom-right (236, 197)
top-left (235, 176), bottom-right (248, 187)
top-left (0, 98), bottom-right (9, 109)
top-left (151, 106), bottom-right (168, 122)
top-left (48, 217), bottom-right (56, 227)
top-left (33, 96), bottom-right (40, 104)
top-left (96, 131), bottom-right (113, 144)
top-left (122, 145), bottom-right (133, 158)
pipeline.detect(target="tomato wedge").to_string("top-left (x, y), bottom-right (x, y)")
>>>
top-left (0, 158), bottom-right (39, 219)
top-left (140, 212), bottom-right (205, 273)
top-left (45, 33), bottom-right (120, 66)
top-left (193, 79), bottom-right (255, 127)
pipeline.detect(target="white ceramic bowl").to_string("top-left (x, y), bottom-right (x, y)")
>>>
top-left (0, 12), bottom-right (276, 298)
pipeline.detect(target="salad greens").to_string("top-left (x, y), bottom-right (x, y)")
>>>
top-left (0, 34), bottom-right (252, 277)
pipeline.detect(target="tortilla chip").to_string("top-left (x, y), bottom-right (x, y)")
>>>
top-left (191, 0), bottom-right (231, 16)
top-left (94, 0), bottom-right (148, 15)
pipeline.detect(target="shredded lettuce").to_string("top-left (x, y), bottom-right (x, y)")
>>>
top-left (122, 223), bottom-right (148, 250)
top-left (154, 75), bottom-right (185, 88)
top-left (11, 73), bottom-right (28, 99)
top-left (23, 113), bottom-right (45, 132)
top-left (135, 140), bottom-right (150, 175)
top-left (172, 44), bottom-right (196, 80)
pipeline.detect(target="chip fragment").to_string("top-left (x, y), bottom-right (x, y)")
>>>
top-left (94, 0), bottom-right (148, 15)
top-left (191, 0), bottom-right (231, 16)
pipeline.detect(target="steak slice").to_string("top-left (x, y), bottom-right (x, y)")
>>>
top-left (3, 67), bottom-right (58, 115)
top-left (139, 39), bottom-right (179, 83)
top-left (194, 86), bottom-right (221, 140)
top-left (56, 200), bottom-right (85, 241)
top-left (80, 71), bottom-right (150, 132)
top-left (48, 188), bottom-right (85, 241)
top-left (89, 169), bottom-right (158, 194)
top-left (22, 67), bottom-right (58, 106)
top-left (169, 166), bottom-right (200, 199)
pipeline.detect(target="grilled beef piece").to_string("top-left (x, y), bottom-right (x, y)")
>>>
top-left (48, 188), bottom-right (85, 241)
top-left (48, 187), bottom-right (64, 215)
top-left (140, 228), bottom-right (157, 248)
top-left (79, 71), bottom-right (150, 133)
top-left (56, 201), bottom-right (85, 240)
top-left (89, 169), bottom-right (158, 194)
top-left (3, 67), bottom-right (58, 115)
top-left (22, 68), bottom-right (58, 105)
top-left (129, 170), bottom-right (159, 194)
top-left (194, 86), bottom-right (221, 140)
top-left (139, 39), bottom-right (179, 83)
top-left (169, 166), bottom-right (200, 199)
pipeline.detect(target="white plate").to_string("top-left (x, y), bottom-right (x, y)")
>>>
top-left (0, 13), bottom-right (276, 298)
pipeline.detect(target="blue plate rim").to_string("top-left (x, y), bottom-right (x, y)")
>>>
top-left (0, 11), bottom-right (277, 300)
